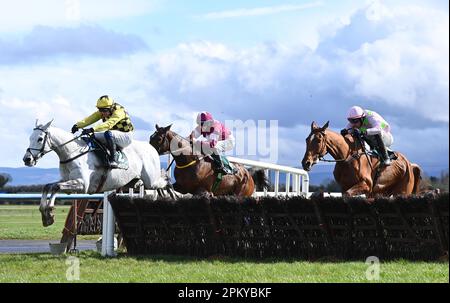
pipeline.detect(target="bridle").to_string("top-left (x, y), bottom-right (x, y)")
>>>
top-left (26, 127), bottom-right (53, 162)
top-left (308, 131), bottom-right (347, 163)
top-left (151, 129), bottom-right (206, 170)
top-left (26, 127), bottom-right (84, 164)
top-left (150, 131), bottom-right (170, 155)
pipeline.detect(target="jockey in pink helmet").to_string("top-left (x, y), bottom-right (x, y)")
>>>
top-left (341, 106), bottom-right (394, 166)
top-left (189, 111), bottom-right (235, 174)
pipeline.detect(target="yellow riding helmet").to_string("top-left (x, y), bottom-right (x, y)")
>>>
top-left (96, 95), bottom-right (114, 109)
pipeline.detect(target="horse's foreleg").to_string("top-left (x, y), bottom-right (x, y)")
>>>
top-left (56, 179), bottom-right (85, 193)
top-left (40, 179), bottom-right (86, 227)
top-left (40, 182), bottom-right (59, 227)
top-left (345, 181), bottom-right (371, 197)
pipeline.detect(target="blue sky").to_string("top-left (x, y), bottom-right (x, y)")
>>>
top-left (0, 0), bottom-right (448, 175)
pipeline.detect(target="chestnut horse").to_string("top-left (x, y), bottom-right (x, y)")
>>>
top-left (149, 124), bottom-right (268, 196)
top-left (301, 121), bottom-right (422, 197)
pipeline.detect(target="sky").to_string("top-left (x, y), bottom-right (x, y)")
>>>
top-left (0, 0), bottom-right (448, 175)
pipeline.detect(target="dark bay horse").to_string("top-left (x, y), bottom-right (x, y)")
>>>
top-left (149, 124), bottom-right (268, 196)
top-left (301, 121), bottom-right (422, 197)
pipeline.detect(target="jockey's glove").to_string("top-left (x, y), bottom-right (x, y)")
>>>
top-left (340, 128), bottom-right (348, 136)
top-left (81, 128), bottom-right (94, 136)
top-left (351, 128), bottom-right (365, 136)
top-left (71, 124), bottom-right (79, 134)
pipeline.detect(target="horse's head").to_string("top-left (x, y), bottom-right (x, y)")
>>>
top-left (149, 124), bottom-right (172, 155)
top-left (23, 119), bottom-right (54, 167)
top-left (301, 121), bottom-right (329, 171)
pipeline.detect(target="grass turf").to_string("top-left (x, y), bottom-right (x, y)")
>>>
top-left (0, 205), bottom-right (97, 240)
top-left (0, 205), bottom-right (448, 283)
top-left (0, 251), bottom-right (448, 283)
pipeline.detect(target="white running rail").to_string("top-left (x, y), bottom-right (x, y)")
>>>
top-left (227, 156), bottom-right (310, 197)
top-left (166, 154), bottom-right (310, 197)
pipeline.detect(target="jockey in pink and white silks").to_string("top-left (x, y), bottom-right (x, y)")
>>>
top-left (341, 106), bottom-right (394, 166)
top-left (189, 112), bottom-right (236, 174)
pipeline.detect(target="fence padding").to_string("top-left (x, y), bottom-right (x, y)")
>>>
top-left (109, 193), bottom-right (449, 260)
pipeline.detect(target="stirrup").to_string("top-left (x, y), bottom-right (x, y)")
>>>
top-left (108, 161), bottom-right (119, 169)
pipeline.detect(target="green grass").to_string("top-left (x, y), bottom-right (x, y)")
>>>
top-left (0, 205), bottom-right (448, 283)
top-left (0, 251), bottom-right (447, 283)
top-left (0, 205), bottom-right (96, 240)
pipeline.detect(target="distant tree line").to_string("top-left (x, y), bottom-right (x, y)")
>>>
top-left (420, 171), bottom-right (449, 192)
top-left (0, 173), bottom-right (12, 188)
top-left (0, 173), bottom-right (44, 193)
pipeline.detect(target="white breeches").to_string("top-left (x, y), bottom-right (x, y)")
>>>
top-left (94, 130), bottom-right (133, 149)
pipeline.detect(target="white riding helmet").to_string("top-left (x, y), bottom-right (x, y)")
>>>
top-left (347, 106), bottom-right (366, 120)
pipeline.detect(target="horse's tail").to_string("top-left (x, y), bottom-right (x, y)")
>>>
top-left (411, 163), bottom-right (422, 194)
top-left (250, 169), bottom-right (270, 191)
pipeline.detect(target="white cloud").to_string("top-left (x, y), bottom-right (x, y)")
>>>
top-left (149, 2), bottom-right (448, 126)
top-left (199, 2), bottom-right (323, 20)
top-left (0, 0), bottom-right (447, 173)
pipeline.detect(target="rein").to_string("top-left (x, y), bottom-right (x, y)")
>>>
top-left (319, 156), bottom-right (347, 163)
top-left (27, 127), bottom-right (89, 164)
top-left (317, 132), bottom-right (347, 163)
top-left (166, 132), bottom-right (206, 170)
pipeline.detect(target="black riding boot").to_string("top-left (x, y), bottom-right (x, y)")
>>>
top-left (374, 134), bottom-right (391, 166)
top-left (104, 131), bottom-right (119, 169)
top-left (211, 154), bottom-right (226, 174)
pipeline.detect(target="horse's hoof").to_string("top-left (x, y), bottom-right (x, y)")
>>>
top-left (41, 212), bottom-right (54, 227)
top-left (48, 217), bottom-right (55, 226)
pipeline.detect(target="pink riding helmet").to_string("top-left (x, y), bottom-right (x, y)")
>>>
top-left (347, 106), bottom-right (366, 119)
top-left (196, 111), bottom-right (213, 125)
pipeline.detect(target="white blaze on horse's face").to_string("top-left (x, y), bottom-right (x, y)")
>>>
top-left (23, 121), bottom-right (53, 167)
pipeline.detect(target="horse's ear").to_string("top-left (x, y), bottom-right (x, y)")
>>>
top-left (155, 124), bottom-right (160, 130)
top-left (42, 119), bottom-right (54, 130)
top-left (164, 124), bottom-right (172, 131)
top-left (311, 121), bottom-right (318, 131)
top-left (35, 119), bottom-right (39, 128)
top-left (322, 121), bottom-right (330, 130)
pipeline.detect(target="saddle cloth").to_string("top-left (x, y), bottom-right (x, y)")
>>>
top-left (82, 137), bottom-right (129, 169)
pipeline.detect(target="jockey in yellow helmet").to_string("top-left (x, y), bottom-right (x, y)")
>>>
top-left (71, 95), bottom-right (135, 168)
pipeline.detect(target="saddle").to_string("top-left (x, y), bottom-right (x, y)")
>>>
top-left (366, 146), bottom-right (398, 162)
top-left (82, 136), bottom-right (129, 170)
top-left (361, 138), bottom-right (398, 162)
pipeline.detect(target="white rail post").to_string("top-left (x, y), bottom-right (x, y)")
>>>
top-left (101, 191), bottom-right (116, 257)
top-left (274, 171), bottom-right (280, 195)
top-left (302, 175), bottom-right (309, 196)
top-left (139, 184), bottom-right (145, 198)
top-left (293, 175), bottom-right (298, 194)
top-left (285, 173), bottom-right (291, 195)
top-left (264, 169), bottom-right (269, 196)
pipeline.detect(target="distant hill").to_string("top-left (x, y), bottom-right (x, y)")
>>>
top-left (0, 167), bottom-right (60, 186)
top-left (0, 164), bottom-right (334, 186)
top-left (1, 163), bottom-right (448, 186)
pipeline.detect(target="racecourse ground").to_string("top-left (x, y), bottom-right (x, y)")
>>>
top-left (0, 205), bottom-right (96, 240)
top-left (0, 251), bottom-right (448, 283)
top-left (0, 205), bottom-right (448, 283)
